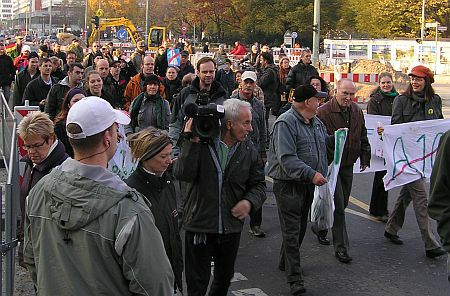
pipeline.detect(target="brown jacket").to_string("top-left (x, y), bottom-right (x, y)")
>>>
top-left (123, 73), bottom-right (166, 111)
top-left (317, 98), bottom-right (371, 167)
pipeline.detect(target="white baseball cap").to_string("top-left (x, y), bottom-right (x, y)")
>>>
top-left (21, 45), bottom-right (31, 53)
top-left (241, 71), bottom-right (257, 82)
top-left (66, 96), bottom-right (130, 139)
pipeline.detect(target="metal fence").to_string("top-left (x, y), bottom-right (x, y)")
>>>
top-left (0, 89), bottom-right (20, 296)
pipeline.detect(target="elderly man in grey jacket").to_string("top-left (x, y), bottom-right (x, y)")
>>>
top-left (267, 84), bottom-right (330, 296)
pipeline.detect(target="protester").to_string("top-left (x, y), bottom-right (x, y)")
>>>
top-left (130, 40), bottom-right (147, 73)
top-left (174, 98), bottom-right (266, 295)
top-left (154, 46), bottom-right (168, 77)
top-left (45, 63), bottom-right (84, 120)
top-left (23, 96), bottom-right (174, 294)
top-left (14, 44), bottom-right (31, 72)
top-left (0, 42), bottom-right (16, 103)
top-left (230, 41), bottom-right (247, 56)
top-left (126, 127), bottom-right (183, 293)
top-left (384, 65), bottom-right (446, 259)
top-left (286, 49), bottom-right (319, 93)
top-left (317, 78), bottom-right (371, 263)
top-left (268, 84), bottom-right (329, 295)
top-left (367, 72), bottom-right (398, 222)
top-left (84, 71), bottom-right (113, 104)
top-left (103, 60), bottom-right (127, 108)
top-left (53, 88), bottom-right (87, 157)
top-left (49, 56), bottom-right (65, 80)
top-left (231, 71), bottom-right (267, 237)
top-left (82, 42), bottom-right (101, 68)
top-left (278, 56), bottom-right (291, 109)
top-left (17, 111), bottom-right (69, 267)
top-left (53, 42), bottom-right (66, 65)
top-left (215, 58), bottom-right (235, 97)
top-left (178, 50), bottom-right (195, 81)
top-left (13, 51), bottom-right (39, 106)
top-left (62, 50), bottom-right (76, 76)
top-left (127, 74), bottom-right (170, 133)
top-left (162, 66), bottom-right (182, 107)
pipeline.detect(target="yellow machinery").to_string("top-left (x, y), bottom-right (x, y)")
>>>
top-left (88, 17), bottom-right (166, 51)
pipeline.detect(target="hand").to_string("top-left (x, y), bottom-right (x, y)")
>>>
top-left (231, 200), bottom-right (252, 219)
top-left (312, 172), bottom-right (327, 186)
top-left (183, 117), bottom-right (200, 143)
top-left (360, 164), bottom-right (369, 172)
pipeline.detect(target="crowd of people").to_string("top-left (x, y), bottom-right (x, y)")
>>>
top-left (5, 35), bottom-right (450, 296)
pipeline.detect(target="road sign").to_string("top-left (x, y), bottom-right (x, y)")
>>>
top-left (291, 31), bottom-right (298, 39)
top-left (117, 28), bottom-right (128, 40)
top-left (284, 31), bottom-right (292, 48)
top-left (426, 22), bottom-right (438, 28)
top-left (438, 26), bottom-right (448, 31)
top-left (96, 8), bottom-right (104, 17)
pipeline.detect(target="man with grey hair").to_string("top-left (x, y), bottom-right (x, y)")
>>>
top-left (317, 78), bottom-right (371, 263)
top-left (174, 98), bottom-right (266, 296)
top-left (268, 84), bottom-right (329, 295)
top-left (286, 49), bottom-right (319, 93)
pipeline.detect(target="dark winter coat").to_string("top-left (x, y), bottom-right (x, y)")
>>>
top-left (215, 68), bottom-right (235, 97)
top-left (178, 61), bottom-right (195, 80)
top-left (257, 64), bottom-right (280, 110)
top-left (367, 87), bottom-right (396, 116)
top-left (13, 68), bottom-right (40, 106)
top-left (45, 76), bottom-right (82, 121)
top-left (173, 138), bottom-right (266, 234)
top-left (285, 61), bottom-right (319, 92)
top-left (0, 53), bottom-right (16, 86)
top-left (154, 52), bottom-right (168, 77)
top-left (162, 77), bottom-right (182, 106)
top-left (125, 167), bottom-right (183, 292)
top-left (22, 75), bottom-right (58, 106)
top-left (54, 119), bottom-right (73, 158)
top-left (391, 92), bottom-right (443, 124)
top-left (317, 98), bottom-right (371, 167)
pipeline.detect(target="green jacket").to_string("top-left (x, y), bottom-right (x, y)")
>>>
top-left (430, 130), bottom-right (450, 253)
top-left (24, 158), bottom-right (174, 295)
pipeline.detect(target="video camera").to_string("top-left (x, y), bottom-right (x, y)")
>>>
top-left (183, 92), bottom-right (225, 140)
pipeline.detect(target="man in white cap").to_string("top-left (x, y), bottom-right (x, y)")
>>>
top-left (23, 96), bottom-right (174, 295)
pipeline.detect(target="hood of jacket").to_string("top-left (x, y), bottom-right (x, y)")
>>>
top-left (39, 158), bottom-right (133, 231)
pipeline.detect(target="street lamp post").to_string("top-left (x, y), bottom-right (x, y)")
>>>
top-left (145, 0), bottom-right (149, 40)
top-left (49, 0), bottom-right (52, 35)
top-left (312, 0), bottom-right (320, 65)
top-left (421, 0), bottom-right (426, 40)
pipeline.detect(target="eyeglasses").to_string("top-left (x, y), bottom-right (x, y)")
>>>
top-left (410, 77), bottom-right (425, 82)
top-left (22, 140), bottom-right (46, 151)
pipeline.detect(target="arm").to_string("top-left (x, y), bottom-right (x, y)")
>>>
top-left (44, 87), bottom-right (57, 120)
top-left (117, 208), bottom-right (174, 295)
top-left (173, 139), bottom-right (201, 183)
top-left (285, 67), bottom-right (296, 92)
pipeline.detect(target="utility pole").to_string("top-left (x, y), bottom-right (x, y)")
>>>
top-left (312, 0), bottom-right (320, 65)
top-left (421, 0), bottom-right (426, 40)
top-left (49, 0), bottom-right (52, 35)
top-left (145, 0), bottom-right (149, 40)
top-left (84, 0), bottom-right (88, 37)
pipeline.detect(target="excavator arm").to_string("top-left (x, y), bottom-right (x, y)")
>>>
top-left (88, 17), bottom-right (143, 47)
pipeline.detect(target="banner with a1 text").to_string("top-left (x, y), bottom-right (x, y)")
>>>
top-left (382, 119), bottom-right (450, 190)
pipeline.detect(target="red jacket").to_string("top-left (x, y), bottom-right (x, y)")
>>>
top-left (230, 44), bottom-right (247, 56)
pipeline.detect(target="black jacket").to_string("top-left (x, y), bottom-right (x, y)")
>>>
top-left (0, 53), bottom-right (15, 86)
top-left (22, 75), bottom-right (58, 106)
top-left (391, 92), bottom-right (443, 124)
top-left (154, 52), bottom-right (168, 77)
top-left (45, 76), bottom-right (82, 121)
top-left (367, 87), bottom-right (396, 116)
top-left (178, 61), bottom-right (195, 80)
top-left (103, 74), bottom-right (126, 108)
top-left (173, 138), bottom-right (266, 234)
top-left (18, 140), bottom-right (68, 240)
top-left (215, 68), bottom-right (235, 97)
top-left (163, 77), bottom-right (182, 106)
top-left (285, 61), bottom-right (319, 92)
top-left (54, 119), bottom-right (73, 158)
top-left (257, 64), bottom-right (279, 110)
top-left (125, 167), bottom-right (183, 292)
top-left (13, 68), bottom-right (40, 106)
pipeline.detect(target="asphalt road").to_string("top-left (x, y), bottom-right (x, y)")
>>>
top-left (228, 173), bottom-right (449, 296)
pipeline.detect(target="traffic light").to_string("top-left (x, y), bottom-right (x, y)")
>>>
top-left (91, 16), bottom-right (99, 28)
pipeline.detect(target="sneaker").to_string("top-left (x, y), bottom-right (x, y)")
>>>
top-left (249, 226), bottom-right (266, 238)
top-left (426, 247), bottom-right (446, 259)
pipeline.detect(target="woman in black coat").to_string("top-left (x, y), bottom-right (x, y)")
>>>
top-left (125, 127), bottom-right (183, 294)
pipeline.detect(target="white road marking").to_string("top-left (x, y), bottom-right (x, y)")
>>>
top-left (231, 272), bottom-right (248, 282)
top-left (232, 288), bottom-right (269, 296)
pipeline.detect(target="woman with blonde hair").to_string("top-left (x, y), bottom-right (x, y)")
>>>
top-left (125, 127), bottom-right (183, 294)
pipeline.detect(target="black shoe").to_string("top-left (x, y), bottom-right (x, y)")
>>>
top-left (384, 231), bottom-right (403, 245)
top-left (426, 247), bottom-right (446, 259)
top-left (289, 281), bottom-right (306, 295)
top-left (249, 226), bottom-right (266, 238)
top-left (311, 226), bottom-right (331, 245)
top-left (335, 251), bottom-right (352, 263)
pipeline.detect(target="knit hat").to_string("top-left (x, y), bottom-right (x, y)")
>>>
top-left (408, 65), bottom-right (434, 83)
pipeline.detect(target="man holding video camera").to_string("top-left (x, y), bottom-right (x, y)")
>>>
top-left (174, 97), bottom-right (266, 296)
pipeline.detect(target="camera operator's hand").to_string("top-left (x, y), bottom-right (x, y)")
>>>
top-left (231, 200), bottom-right (252, 220)
top-left (183, 117), bottom-right (200, 143)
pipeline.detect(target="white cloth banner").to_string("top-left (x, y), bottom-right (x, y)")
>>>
top-left (311, 129), bottom-right (347, 230)
top-left (382, 119), bottom-right (450, 190)
top-left (353, 114), bottom-right (391, 173)
top-left (108, 124), bottom-right (137, 180)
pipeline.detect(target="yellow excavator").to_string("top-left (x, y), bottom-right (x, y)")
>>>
top-left (88, 17), bottom-right (166, 51)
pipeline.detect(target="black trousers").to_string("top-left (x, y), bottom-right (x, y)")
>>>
top-left (274, 181), bottom-right (314, 284)
top-left (185, 231), bottom-right (241, 296)
top-left (249, 207), bottom-right (262, 228)
top-left (369, 170), bottom-right (389, 216)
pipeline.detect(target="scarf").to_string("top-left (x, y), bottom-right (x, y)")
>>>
top-left (380, 88), bottom-right (398, 98)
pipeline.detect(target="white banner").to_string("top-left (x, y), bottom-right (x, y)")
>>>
top-left (382, 119), bottom-right (450, 190)
top-left (353, 114), bottom-right (391, 173)
top-left (311, 129), bottom-right (348, 230)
